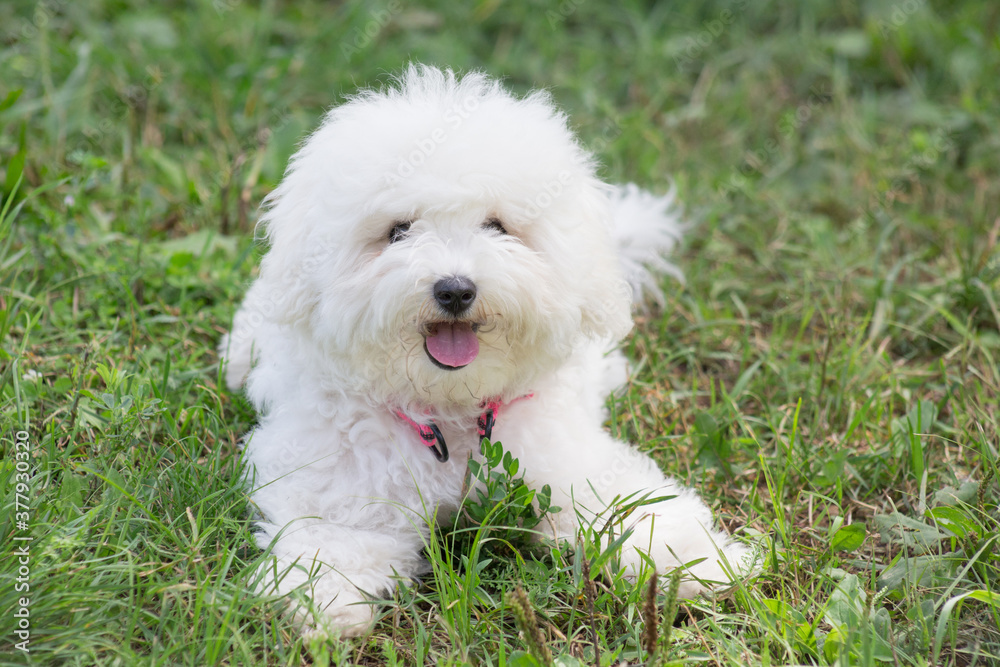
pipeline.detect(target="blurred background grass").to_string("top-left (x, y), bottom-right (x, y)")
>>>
top-left (1, 0), bottom-right (999, 665)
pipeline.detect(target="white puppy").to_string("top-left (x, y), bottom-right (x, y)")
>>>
top-left (221, 65), bottom-right (747, 636)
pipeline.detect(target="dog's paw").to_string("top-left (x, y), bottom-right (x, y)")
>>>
top-left (294, 586), bottom-right (377, 639)
top-left (671, 538), bottom-right (756, 599)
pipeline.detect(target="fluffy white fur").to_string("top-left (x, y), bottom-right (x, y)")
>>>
top-left (221, 65), bottom-right (748, 636)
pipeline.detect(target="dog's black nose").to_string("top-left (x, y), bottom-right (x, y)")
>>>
top-left (433, 276), bottom-right (477, 316)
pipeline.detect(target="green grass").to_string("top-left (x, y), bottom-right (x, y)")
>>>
top-left (2, 0), bottom-right (999, 664)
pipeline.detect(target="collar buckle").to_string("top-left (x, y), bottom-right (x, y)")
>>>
top-left (426, 423), bottom-right (449, 462)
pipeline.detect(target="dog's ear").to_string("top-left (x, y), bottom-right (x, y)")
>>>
top-left (579, 269), bottom-right (633, 342)
top-left (250, 174), bottom-right (329, 329)
top-left (570, 184), bottom-right (635, 342)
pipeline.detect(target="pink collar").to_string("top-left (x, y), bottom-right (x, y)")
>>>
top-left (394, 394), bottom-right (533, 463)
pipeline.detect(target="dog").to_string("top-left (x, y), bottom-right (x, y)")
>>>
top-left (221, 65), bottom-right (748, 636)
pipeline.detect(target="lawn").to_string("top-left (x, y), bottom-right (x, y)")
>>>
top-left (2, 0), bottom-right (999, 665)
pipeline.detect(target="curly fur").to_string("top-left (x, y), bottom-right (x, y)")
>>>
top-left (221, 65), bottom-right (748, 636)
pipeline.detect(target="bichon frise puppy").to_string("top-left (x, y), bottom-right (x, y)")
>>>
top-left (221, 65), bottom-right (748, 636)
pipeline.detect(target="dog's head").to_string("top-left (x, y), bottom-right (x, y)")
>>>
top-left (256, 65), bottom-right (632, 411)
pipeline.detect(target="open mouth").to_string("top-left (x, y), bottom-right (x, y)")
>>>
top-left (423, 321), bottom-right (480, 370)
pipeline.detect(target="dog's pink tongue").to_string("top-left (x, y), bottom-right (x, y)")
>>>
top-left (425, 322), bottom-right (479, 367)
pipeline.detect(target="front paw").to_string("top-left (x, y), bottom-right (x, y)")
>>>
top-left (297, 586), bottom-right (377, 639)
top-left (255, 557), bottom-right (380, 638)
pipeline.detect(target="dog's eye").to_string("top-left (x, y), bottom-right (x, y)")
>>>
top-left (388, 221), bottom-right (412, 244)
top-left (483, 218), bottom-right (507, 235)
